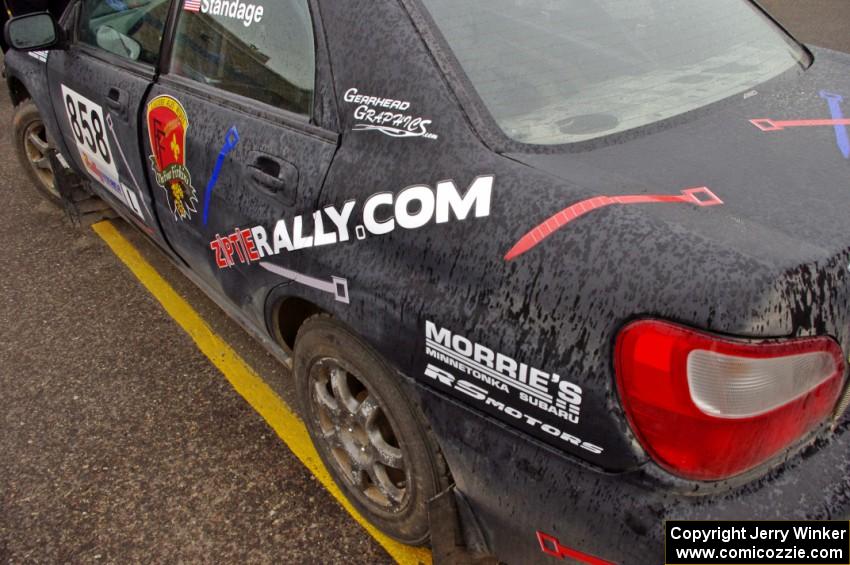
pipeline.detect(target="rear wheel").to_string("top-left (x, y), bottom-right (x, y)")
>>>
top-left (13, 100), bottom-right (60, 205)
top-left (294, 316), bottom-right (450, 545)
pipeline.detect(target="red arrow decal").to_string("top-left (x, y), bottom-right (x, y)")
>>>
top-left (504, 187), bottom-right (723, 261)
top-left (750, 118), bottom-right (850, 131)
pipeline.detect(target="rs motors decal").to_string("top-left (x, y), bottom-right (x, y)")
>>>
top-left (424, 321), bottom-right (603, 455)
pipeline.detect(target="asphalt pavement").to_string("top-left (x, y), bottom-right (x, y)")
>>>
top-left (0, 2), bottom-right (847, 564)
top-left (0, 72), bottom-right (391, 565)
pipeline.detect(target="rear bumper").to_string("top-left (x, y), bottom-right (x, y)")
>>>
top-left (419, 386), bottom-right (850, 565)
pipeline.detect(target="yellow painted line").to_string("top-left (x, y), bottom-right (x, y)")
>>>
top-left (92, 221), bottom-right (431, 565)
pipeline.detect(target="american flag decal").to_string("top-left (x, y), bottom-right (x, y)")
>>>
top-left (184, 0), bottom-right (201, 11)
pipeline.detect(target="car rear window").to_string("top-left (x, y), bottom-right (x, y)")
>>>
top-left (420, 0), bottom-right (807, 145)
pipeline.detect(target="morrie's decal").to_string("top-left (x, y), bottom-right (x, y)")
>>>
top-left (537, 531), bottom-right (614, 564)
top-left (344, 88), bottom-right (438, 140)
top-left (202, 126), bottom-right (240, 226)
top-left (260, 263), bottom-right (349, 304)
top-left (505, 187), bottom-right (723, 261)
top-left (28, 51), bottom-right (48, 63)
top-left (424, 363), bottom-right (602, 455)
top-left (147, 95), bottom-right (198, 221)
top-left (208, 175), bottom-right (493, 266)
top-left (425, 321), bottom-right (584, 425)
top-left (750, 90), bottom-right (850, 159)
top-left (424, 321), bottom-right (603, 456)
top-left (185, 0), bottom-right (264, 27)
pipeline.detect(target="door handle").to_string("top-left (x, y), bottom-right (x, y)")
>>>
top-left (105, 87), bottom-right (128, 112)
top-left (247, 151), bottom-right (298, 204)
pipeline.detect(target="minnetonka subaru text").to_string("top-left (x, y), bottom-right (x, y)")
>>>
top-left (6, 1), bottom-right (850, 563)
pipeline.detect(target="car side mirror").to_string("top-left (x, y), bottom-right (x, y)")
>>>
top-left (4, 12), bottom-right (64, 52)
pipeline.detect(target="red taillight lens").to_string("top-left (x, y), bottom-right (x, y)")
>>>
top-left (615, 320), bottom-right (845, 481)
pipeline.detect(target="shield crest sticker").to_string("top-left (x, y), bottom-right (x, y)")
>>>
top-left (147, 95), bottom-right (198, 221)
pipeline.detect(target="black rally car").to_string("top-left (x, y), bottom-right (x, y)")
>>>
top-left (7, 0), bottom-right (850, 563)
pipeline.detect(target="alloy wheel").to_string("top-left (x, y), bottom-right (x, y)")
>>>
top-left (308, 357), bottom-right (409, 511)
top-left (23, 120), bottom-right (57, 197)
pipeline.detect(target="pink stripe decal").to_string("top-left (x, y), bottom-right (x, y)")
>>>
top-left (536, 532), bottom-right (615, 565)
top-left (504, 187), bottom-right (723, 261)
top-left (750, 118), bottom-right (850, 132)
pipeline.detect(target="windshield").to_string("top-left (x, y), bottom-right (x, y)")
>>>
top-left (420, 0), bottom-right (807, 145)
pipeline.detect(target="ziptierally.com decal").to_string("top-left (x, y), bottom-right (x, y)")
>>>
top-left (424, 321), bottom-right (603, 455)
top-left (147, 95), bottom-right (198, 221)
top-left (750, 90), bottom-right (850, 159)
top-left (208, 175), bottom-right (493, 267)
top-left (505, 186), bottom-right (723, 261)
top-left (344, 88), bottom-right (438, 140)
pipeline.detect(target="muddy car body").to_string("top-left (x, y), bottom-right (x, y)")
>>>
top-left (6, 1), bottom-right (850, 563)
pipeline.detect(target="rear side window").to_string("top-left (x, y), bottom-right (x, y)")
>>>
top-left (170, 0), bottom-right (315, 116)
top-left (421, 0), bottom-right (807, 145)
top-left (77, 0), bottom-right (170, 65)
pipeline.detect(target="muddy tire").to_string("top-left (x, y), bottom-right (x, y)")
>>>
top-left (13, 100), bottom-right (60, 206)
top-left (294, 316), bottom-right (450, 545)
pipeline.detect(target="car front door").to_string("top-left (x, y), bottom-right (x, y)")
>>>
top-left (141, 0), bottom-right (338, 326)
top-left (47, 0), bottom-right (172, 240)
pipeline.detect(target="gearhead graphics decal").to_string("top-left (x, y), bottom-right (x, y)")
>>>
top-left (344, 88), bottom-right (438, 140)
top-left (505, 186), bottom-right (723, 261)
top-left (424, 321), bottom-right (603, 455)
top-left (208, 175), bottom-right (493, 266)
top-left (750, 90), bottom-right (850, 159)
top-left (147, 95), bottom-right (198, 221)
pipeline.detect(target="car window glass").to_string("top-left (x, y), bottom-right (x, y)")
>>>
top-left (170, 0), bottom-right (315, 116)
top-left (77, 0), bottom-right (170, 65)
top-left (422, 0), bottom-right (807, 145)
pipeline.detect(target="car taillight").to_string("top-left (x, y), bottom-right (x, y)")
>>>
top-left (615, 320), bottom-right (845, 481)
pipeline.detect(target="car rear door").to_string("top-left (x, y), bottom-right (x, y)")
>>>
top-left (47, 0), bottom-right (171, 241)
top-left (141, 0), bottom-right (338, 325)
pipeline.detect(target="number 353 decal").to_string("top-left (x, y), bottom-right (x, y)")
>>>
top-left (60, 85), bottom-right (143, 219)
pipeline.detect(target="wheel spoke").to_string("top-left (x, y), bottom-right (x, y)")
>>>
top-left (33, 156), bottom-right (52, 171)
top-left (370, 463), bottom-right (405, 505)
top-left (313, 379), bottom-right (340, 415)
top-left (27, 131), bottom-right (48, 154)
top-left (368, 430), bottom-right (404, 469)
top-left (330, 366), bottom-right (357, 414)
top-left (350, 465), bottom-right (369, 490)
top-left (355, 395), bottom-right (380, 426)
